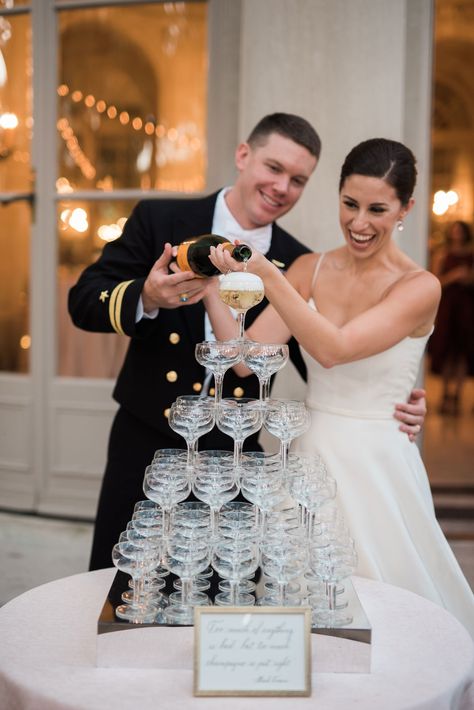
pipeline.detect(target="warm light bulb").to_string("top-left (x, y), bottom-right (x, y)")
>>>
top-left (432, 190), bottom-right (449, 216)
top-left (98, 224), bottom-right (122, 242)
top-left (0, 112), bottom-right (18, 129)
top-left (446, 190), bottom-right (459, 206)
top-left (69, 208), bottom-right (88, 233)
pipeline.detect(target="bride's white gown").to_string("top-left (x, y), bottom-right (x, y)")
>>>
top-left (294, 296), bottom-right (474, 637)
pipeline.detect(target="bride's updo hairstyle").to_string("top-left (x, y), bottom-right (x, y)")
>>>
top-left (339, 138), bottom-right (417, 206)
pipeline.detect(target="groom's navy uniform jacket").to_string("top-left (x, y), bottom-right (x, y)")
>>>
top-left (68, 191), bottom-right (311, 570)
top-left (69, 191), bottom-right (310, 438)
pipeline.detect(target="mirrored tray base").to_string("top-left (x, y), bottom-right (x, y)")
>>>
top-left (97, 571), bottom-right (372, 673)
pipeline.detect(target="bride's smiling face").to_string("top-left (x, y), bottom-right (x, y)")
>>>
top-left (339, 174), bottom-right (413, 257)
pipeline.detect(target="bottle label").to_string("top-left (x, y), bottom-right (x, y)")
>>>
top-left (176, 241), bottom-right (193, 273)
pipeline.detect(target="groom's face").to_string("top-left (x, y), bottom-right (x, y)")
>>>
top-left (232, 133), bottom-right (317, 229)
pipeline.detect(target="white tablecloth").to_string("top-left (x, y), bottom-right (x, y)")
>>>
top-left (0, 569), bottom-right (472, 710)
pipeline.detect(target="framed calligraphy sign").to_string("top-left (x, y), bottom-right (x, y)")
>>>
top-left (194, 607), bottom-right (312, 696)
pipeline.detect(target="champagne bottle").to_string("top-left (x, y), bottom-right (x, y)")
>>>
top-left (175, 234), bottom-right (252, 277)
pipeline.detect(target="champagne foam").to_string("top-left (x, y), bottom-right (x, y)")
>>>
top-left (219, 272), bottom-right (263, 290)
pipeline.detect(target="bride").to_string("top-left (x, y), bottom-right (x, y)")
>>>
top-left (204, 137), bottom-right (474, 637)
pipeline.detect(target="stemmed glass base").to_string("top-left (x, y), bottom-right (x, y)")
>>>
top-left (310, 605), bottom-right (353, 627)
top-left (264, 580), bottom-right (301, 597)
top-left (115, 602), bottom-right (160, 623)
top-left (214, 591), bottom-right (255, 606)
top-left (163, 605), bottom-right (195, 625)
top-left (218, 578), bottom-right (256, 594)
top-left (256, 595), bottom-right (304, 607)
top-left (122, 576), bottom-right (167, 604)
top-left (168, 589), bottom-right (210, 607)
top-left (174, 577), bottom-right (210, 592)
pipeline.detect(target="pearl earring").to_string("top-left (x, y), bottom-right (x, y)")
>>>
top-left (397, 220), bottom-right (404, 232)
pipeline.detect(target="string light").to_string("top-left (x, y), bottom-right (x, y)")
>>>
top-left (57, 116), bottom-right (96, 180)
top-left (56, 83), bottom-right (203, 156)
top-left (19, 335), bottom-right (31, 350)
top-left (56, 82), bottom-right (205, 189)
top-left (432, 189), bottom-right (459, 216)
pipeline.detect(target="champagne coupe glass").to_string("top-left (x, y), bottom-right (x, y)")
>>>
top-left (242, 342), bottom-right (289, 402)
top-left (168, 395), bottom-right (215, 468)
top-left (305, 504), bottom-right (351, 600)
top-left (172, 502), bottom-right (213, 595)
top-left (170, 516), bottom-right (212, 599)
top-left (218, 510), bottom-right (258, 542)
top-left (143, 464), bottom-right (191, 538)
top-left (129, 509), bottom-right (165, 567)
top-left (133, 499), bottom-right (161, 515)
top-left (217, 513), bottom-right (259, 598)
top-left (304, 476), bottom-right (338, 538)
top-left (195, 450), bottom-right (235, 468)
top-left (262, 513), bottom-right (305, 600)
top-left (216, 397), bottom-right (263, 467)
top-left (221, 500), bottom-right (256, 519)
top-left (195, 340), bottom-right (243, 403)
top-left (164, 534), bottom-right (211, 625)
top-left (218, 271), bottom-right (264, 340)
top-left (192, 464), bottom-right (239, 540)
top-left (120, 522), bottom-right (166, 607)
top-left (288, 456), bottom-right (336, 538)
top-left (212, 540), bottom-right (259, 607)
top-left (240, 465), bottom-right (287, 538)
top-left (153, 448), bottom-right (188, 464)
top-left (263, 399), bottom-right (311, 469)
top-left (308, 541), bottom-right (358, 627)
top-left (260, 538), bottom-right (308, 607)
top-left (112, 540), bottom-right (161, 623)
top-left (265, 507), bottom-right (301, 544)
top-left (132, 500), bottom-right (170, 580)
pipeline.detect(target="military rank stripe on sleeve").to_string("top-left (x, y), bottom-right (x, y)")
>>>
top-left (109, 280), bottom-right (134, 335)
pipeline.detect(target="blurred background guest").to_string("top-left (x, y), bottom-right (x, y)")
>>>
top-left (428, 221), bottom-right (474, 415)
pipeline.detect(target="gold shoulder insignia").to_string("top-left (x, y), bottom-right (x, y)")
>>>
top-left (99, 290), bottom-right (109, 303)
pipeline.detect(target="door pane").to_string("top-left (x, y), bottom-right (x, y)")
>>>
top-left (57, 198), bottom-right (136, 378)
top-left (0, 13), bottom-right (32, 191)
top-left (57, 2), bottom-right (208, 192)
top-left (0, 201), bottom-right (30, 372)
top-left (0, 11), bottom-right (32, 373)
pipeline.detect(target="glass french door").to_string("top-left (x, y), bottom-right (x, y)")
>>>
top-left (0, 0), bottom-right (241, 517)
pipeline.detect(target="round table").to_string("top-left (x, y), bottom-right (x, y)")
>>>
top-left (0, 569), bottom-right (472, 709)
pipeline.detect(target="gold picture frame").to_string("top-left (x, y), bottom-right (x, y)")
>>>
top-left (194, 606), bottom-right (312, 697)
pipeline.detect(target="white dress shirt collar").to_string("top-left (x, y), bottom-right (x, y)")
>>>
top-left (212, 188), bottom-right (272, 255)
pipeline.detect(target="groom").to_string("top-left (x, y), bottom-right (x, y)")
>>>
top-left (68, 113), bottom-right (426, 571)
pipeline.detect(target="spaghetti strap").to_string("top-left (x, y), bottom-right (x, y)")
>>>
top-left (310, 253), bottom-right (325, 289)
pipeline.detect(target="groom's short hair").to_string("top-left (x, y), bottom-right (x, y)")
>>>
top-left (247, 113), bottom-right (322, 160)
